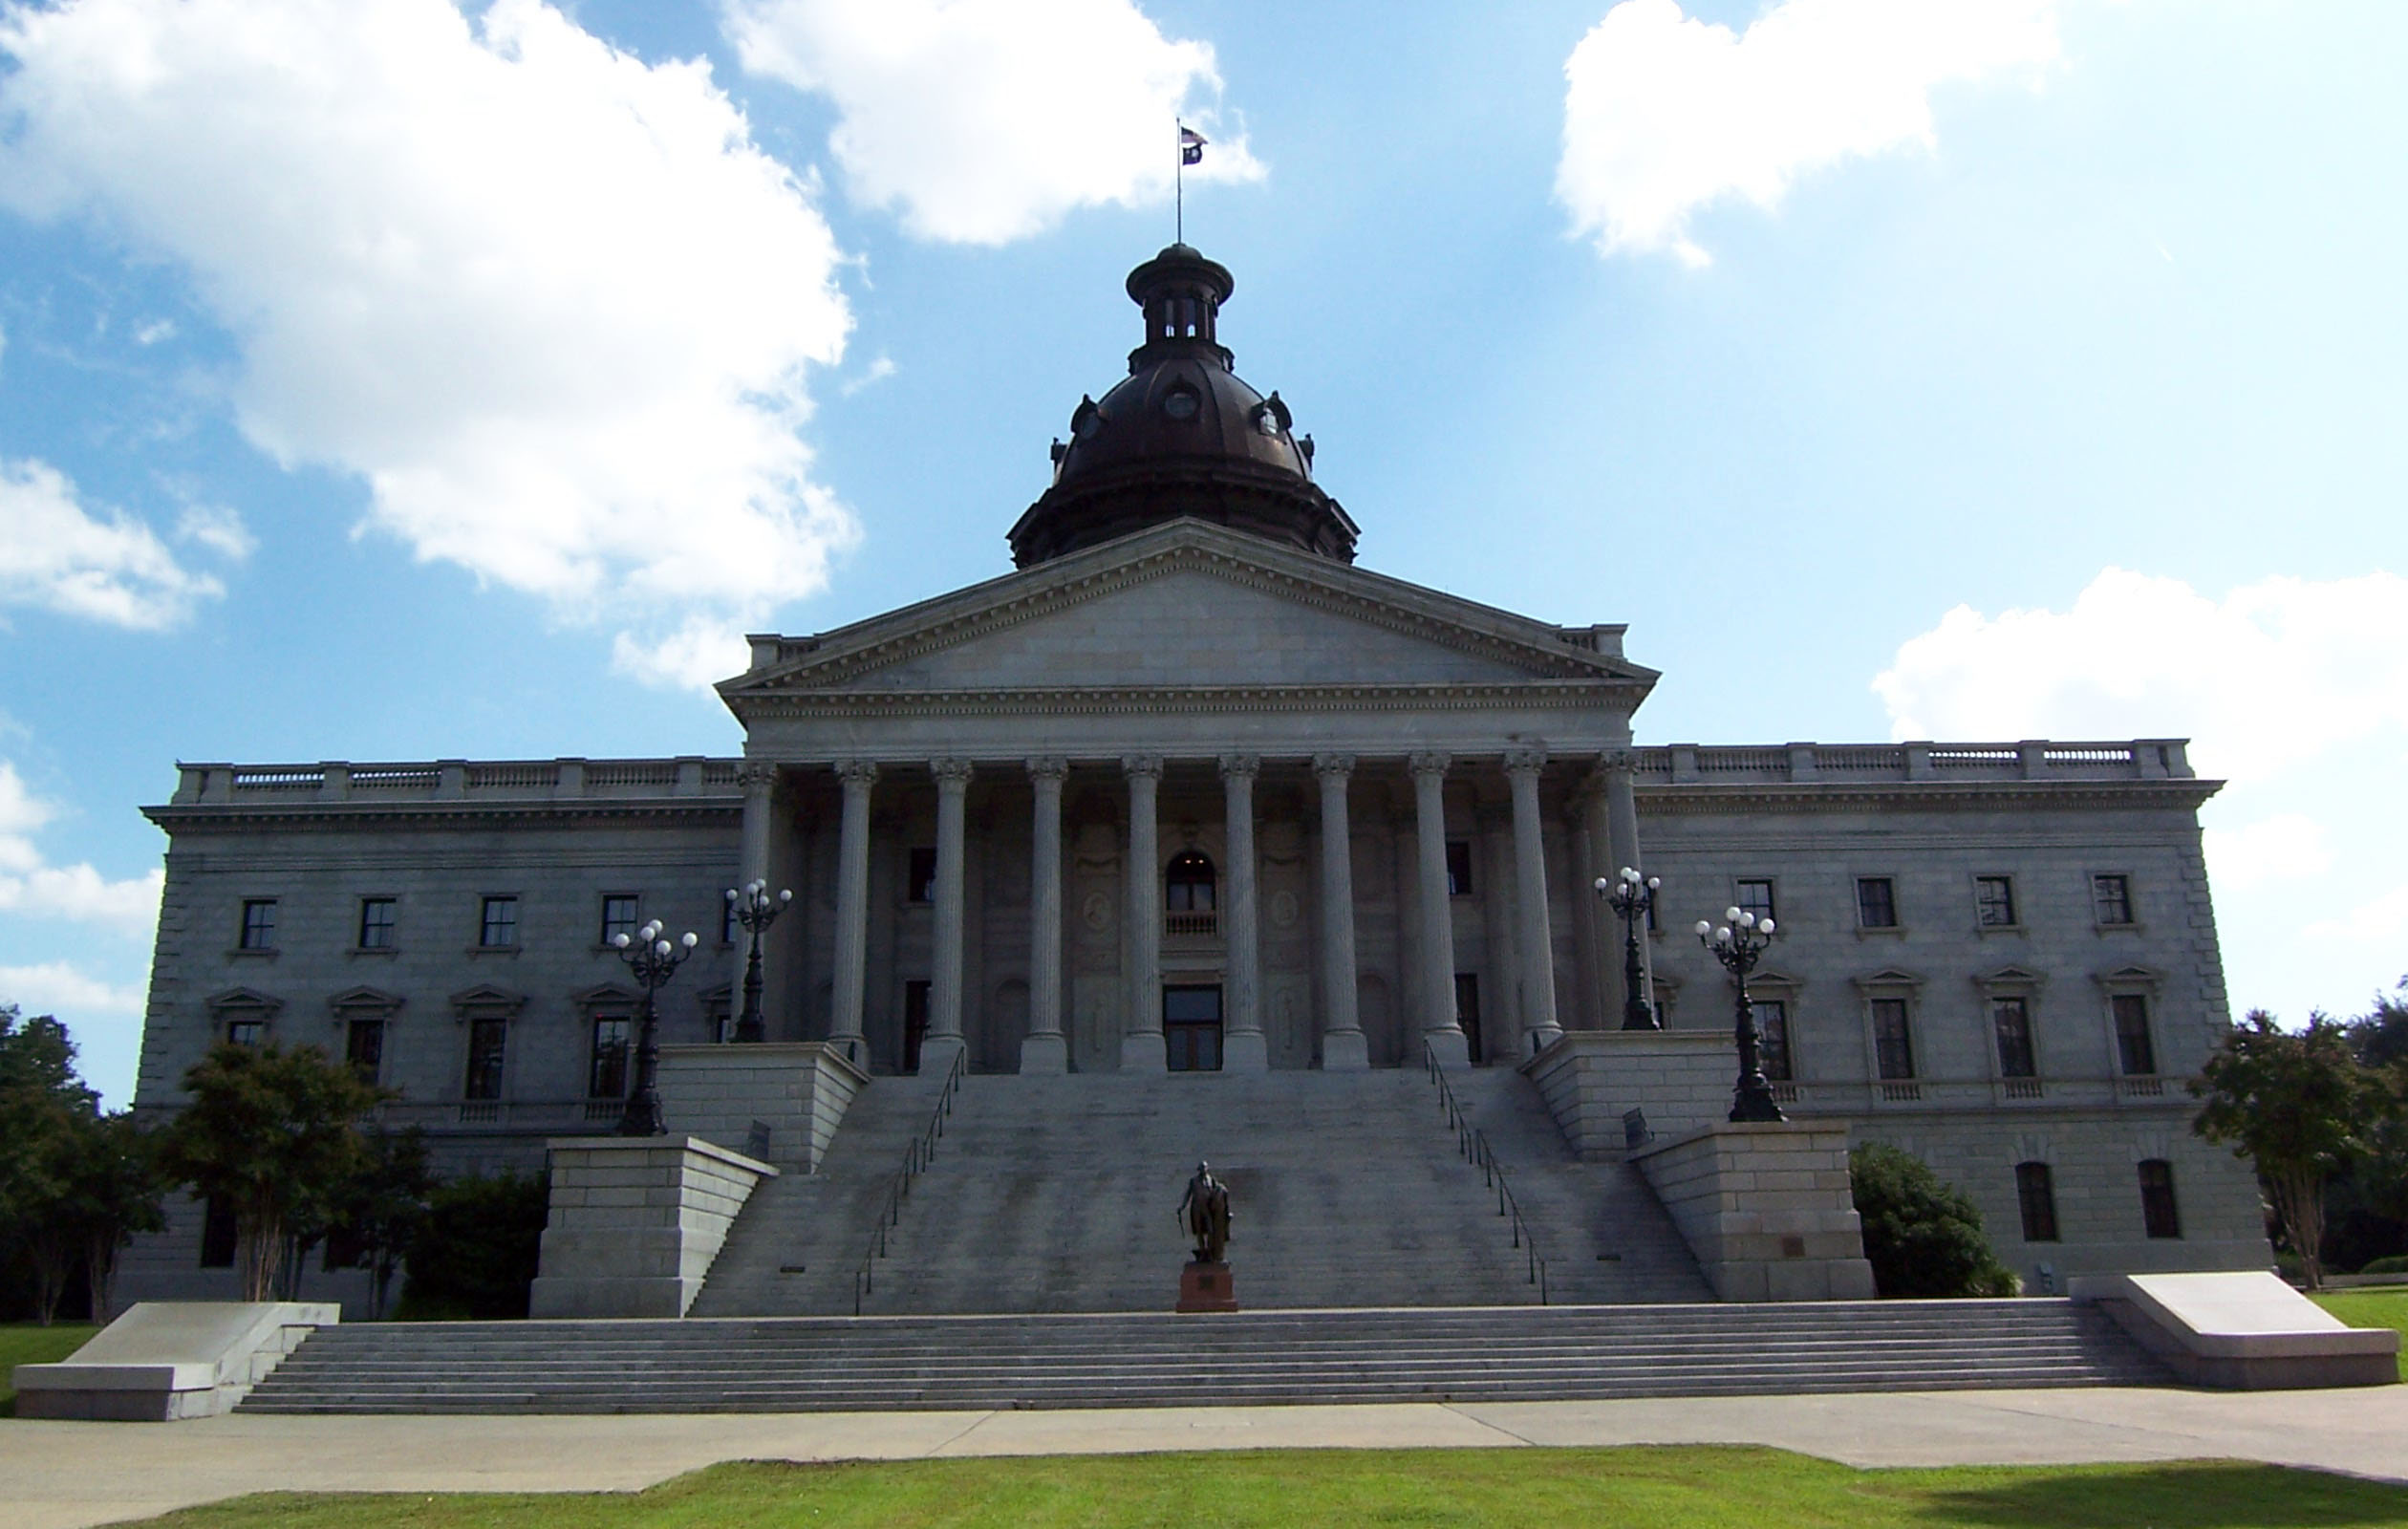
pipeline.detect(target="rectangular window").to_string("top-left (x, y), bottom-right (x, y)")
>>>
top-left (238, 898), bottom-right (277, 950)
top-left (2092, 873), bottom-right (2134, 927)
top-left (588, 1014), bottom-right (632, 1099)
top-left (199, 1194), bottom-right (238, 1268)
top-left (1735, 878), bottom-right (1776, 925)
top-left (2016, 1161), bottom-right (2061, 1242)
top-left (599, 894), bottom-right (640, 946)
top-left (1870, 998), bottom-right (1916, 1081)
top-left (2113, 994), bottom-right (2157, 1075)
top-left (1752, 1000), bottom-right (1793, 1082)
top-left (345, 1018), bottom-right (385, 1083)
top-left (1856, 876), bottom-right (1898, 929)
top-left (721, 895), bottom-right (742, 945)
top-left (2139, 1159), bottom-right (2182, 1239)
top-left (1991, 997), bottom-right (2037, 1079)
top-left (1454, 973), bottom-right (1483, 1066)
top-left (356, 897), bottom-right (397, 950)
top-left (479, 895), bottom-right (519, 948)
top-left (907, 847), bottom-right (937, 904)
top-left (1444, 840), bottom-right (1473, 898)
top-left (1975, 875), bottom-right (2018, 928)
top-left (463, 1018), bottom-right (508, 1100)
top-left (225, 1018), bottom-right (265, 1047)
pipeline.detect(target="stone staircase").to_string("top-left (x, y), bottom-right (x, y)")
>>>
top-left (691, 1065), bottom-right (1710, 1317)
top-left (238, 1301), bottom-right (2169, 1413)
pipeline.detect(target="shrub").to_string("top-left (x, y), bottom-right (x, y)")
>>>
top-left (2359, 1254), bottom-right (2408, 1276)
top-left (1850, 1141), bottom-right (2018, 1298)
top-left (395, 1171), bottom-right (547, 1320)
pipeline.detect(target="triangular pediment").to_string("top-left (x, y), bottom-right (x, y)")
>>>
top-left (1853, 967), bottom-right (1924, 991)
top-left (327, 985), bottom-right (405, 1013)
top-left (723, 520), bottom-right (1655, 701)
top-left (206, 985), bottom-right (283, 1014)
top-left (448, 983), bottom-right (527, 1017)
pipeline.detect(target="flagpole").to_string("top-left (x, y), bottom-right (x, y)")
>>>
top-left (1175, 118), bottom-right (1185, 244)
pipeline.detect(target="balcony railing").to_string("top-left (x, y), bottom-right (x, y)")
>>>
top-left (1164, 911), bottom-right (1217, 937)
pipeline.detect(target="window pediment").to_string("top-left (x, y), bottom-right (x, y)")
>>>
top-left (571, 982), bottom-right (638, 1013)
top-left (205, 985), bottom-right (283, 1016)
top-left (1974, 965), bottom-right (2047, 993)
top-left (448, 982), bottom-right (528, 1020)
top-left (2092, 963), bottom-right (2167, 994)
top-left (327, 985), bottom-right (404, 1016)
top-left (1852, 967), bottom-right (1924, 993)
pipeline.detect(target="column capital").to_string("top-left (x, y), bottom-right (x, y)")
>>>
top-left (1407, 751), bottom-right (1451, 780)
top-left (1121, 753), bottom-right (1165, 781)
top-left (931, 757), bottom-right (975, 789)
top-left (735, 761), bottom-right (779, 792)
top-left (1502, 746), bottom-right (1549, 778)
top-left (834, 760), bottom-right (879, 789)
top-left (1216, 752), bottom-right (1260, 782)
top-left (1311, 752), bottom-right (1356, 781)
top-left (1025, 756), bottom-right (1069, 784)
top-left (1596, 745), bottom-right (1637, 776)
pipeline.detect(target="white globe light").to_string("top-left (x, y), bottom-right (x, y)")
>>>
top-left (1715, 927), bottom-right (1732, 946)
top-left (1594, 876), bottom-right (1611, 893)
top-left (641, 919), bottom-right (661, 941)
top-left (1759, 917), bottom-right (1775, 936)
top-left (1737, 911), bottom-right (1755, 929)
top-left (1622, 866), bottom-right (1640, 883)
top-left (681, 931), bottom-right (699, 949)
top-left (778, 889), bottom-right (793, 904)
top-left (654, 938), bottom-right (672, 957)
top-left (613, 933), bottom-right (632, 949)
top-left (1694, 919), bottom-right (1711, 937)
top-left (1645, 876), bottom-right (1660, 890)
top-left (1725, 906), bottom-right (1743, 923)
top-left (724, 888), bottom-right (739, 902)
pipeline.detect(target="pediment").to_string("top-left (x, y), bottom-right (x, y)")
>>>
top-left (1973, 965), bottom-right (2047, 991)
top-left (1852, 967), bottom-right (1924, 992)
top-left (327, 985), bottom-right (405, 1014)
top-left (206, 985), bottom-right (283, 1014)
top-left (723, 520), bottom-right (1655, 701)
top-left (448, 983), bottom-right (527, 1017)
top-left (2093, 964), bottom-right (2167, 991)
top-left (571, 982), bottom-right (639, 1011)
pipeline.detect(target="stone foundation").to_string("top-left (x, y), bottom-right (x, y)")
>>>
top-left (656, 1041), bottom-right (868, 1172)
top-left (529, 1136), bottom-right (776, 1318)
top-left (1630, 1122), bottom-right (1876, 1302)
top-left (1522, 1030), bottom-right (1731, 1158)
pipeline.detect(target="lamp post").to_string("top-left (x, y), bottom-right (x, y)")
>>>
top-left (1696, 905), bottom-right (1786, 1124)
top-left (1594, 866), bottom-right (1661, 1031)
top-left (725, 879), bottom-right (792, 1044)
top-left (613, 919), bottom-right (699, 1136)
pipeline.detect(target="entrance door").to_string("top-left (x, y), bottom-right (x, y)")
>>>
top-left (1164, 985), bottom-right (1223, 1072)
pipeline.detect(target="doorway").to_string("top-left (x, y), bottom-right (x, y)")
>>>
top-left (1164, 984), bottom-right (1223, 1072)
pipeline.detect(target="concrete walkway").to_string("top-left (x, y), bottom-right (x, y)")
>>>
top-left (5, 1386), bottom-right (2405, 1528)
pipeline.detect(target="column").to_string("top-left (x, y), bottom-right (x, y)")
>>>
top-left (1021, 758), bottom-right (1068, 1074)
top-left (1122, 755), bottom-right (1166, 1071)
top-left (1314, 753), bottom-right (1367, 1070)
top-left (734, 762), bottom-right (776, 1035)
top-left (1602, 748), bottom-right (1655, 1026)
top-left (1577, 771), bottom-right (1615, 1029)
top-left (1505, 748), bottom-right (1562, 1053)
top-left (1218, 754), bottom-right (1266, 1071)
top-left (922, 758), bottom-right (973, 1074)
top-left (828, 761), bottom-right (877, 1066)
top-left (1410, 753), bottom-right (1468, 1068)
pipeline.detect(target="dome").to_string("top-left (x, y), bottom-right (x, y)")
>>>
top-left (1007, 246), bottom-right (1359, 569)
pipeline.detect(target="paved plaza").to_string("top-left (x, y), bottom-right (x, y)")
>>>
top-left (7, 1385), bottom-right (2406, 1528)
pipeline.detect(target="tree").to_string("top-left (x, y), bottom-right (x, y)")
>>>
top-left (59, 1109), bottom-right (166, 1321)
top-left (2346, 977), bottom-right (2408, 1069)
top-left (154, 1041), bottom-right (388, 1303)
top-left (332, 1129), bottom-right (434, 1320)
top-left (2193, 1009), bottom-right (2384, 1290)
top-left (1849, 1141), bottom-right (2018, 1298)
top-left (398, 1172), bottom-right (548, 1320)
top-left (0, 1006), bottom-right (107, 1323)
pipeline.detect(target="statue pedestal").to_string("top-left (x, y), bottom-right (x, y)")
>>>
top-left (1177, 1260), bottom-right (1238, 1313)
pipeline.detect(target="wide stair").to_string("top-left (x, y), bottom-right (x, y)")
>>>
top-left (693, 1066), bottom-right (1710, 1316)
top-left (240, 1301), bottom-right (2169, 1414)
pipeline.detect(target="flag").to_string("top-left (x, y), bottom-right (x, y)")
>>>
top-left (1179, 127), bottom-right (1206, 166)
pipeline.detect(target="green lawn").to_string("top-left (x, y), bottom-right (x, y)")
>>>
top-left (2313, 1288), bottom-right (2408, 1382)
top-left (0, 1323), bottom-right (97, 1416)
top-left (114, 1449), bottom-right (2408, 1529)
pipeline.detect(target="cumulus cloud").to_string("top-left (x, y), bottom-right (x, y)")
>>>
top-left (0, 0), bottom-right (860, 683)
top-left (610, 614), bottom-right (752, 693)
top-left (173, 503), bottom-right (257, 562)
top-left (724, 0), bottom-right (1261, 245)
top-left (0, 760), bottom-right (163, 935)
top-left (0, 961), bottom-right (146, 1016)
top-left (1558, 0), bottom-right (2059, 265)
top-left (0, 456), bottom-right (224, 629)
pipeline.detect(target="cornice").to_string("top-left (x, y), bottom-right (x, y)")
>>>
top-left (144, 799), bottom-right (742, 833)
top-left (1635, 780), bottom-right (2220, 815)
top-left (739, 678), bottom-right (1645, 721)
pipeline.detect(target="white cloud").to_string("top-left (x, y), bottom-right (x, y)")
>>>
top-left (0, 961), bottom-right (146, 1016)
top-left (2305, 884), bottom-right (2408, 948)
top-left (133, 317), bottom-right (176, 345)
top-left (610, 614), bottom-right (751, 692)
top-left (0, 456), bottom-right (224, 629)
top-left (724, 0), bottom-right (1261, 245)
top-left (2203, 813), bottom-right (2332, 893)
top-left (1558, 0), bottom-right (2060, 265)
top-left (173, 503), bottom-right (256, 562)
top-left (840, 355), bottom-right (897, 398)
top-left (0, 0), bottom-right (860, 682)
top-left (0, 761), bottom-right (163, 935)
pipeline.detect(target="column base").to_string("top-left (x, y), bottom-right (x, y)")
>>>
top-left (1221, 1030), bottom-right (1269, 1072)
top-left (916, 1033), bottom-right (967, 1076)
top-left (1320, 1029), bottom-right (1368, 1071)
top-left (828, 1033), bottom-right (867, 1071)
top-left (1422, 1027), bottom-right (1471, 1070)
top-left (1018, 1032), bottom-right (1068, 1075)
top-left (1121, 1031), bottom-right (1168, 1071)
top-left (1524, 1023), bottom-right (1564, 1060)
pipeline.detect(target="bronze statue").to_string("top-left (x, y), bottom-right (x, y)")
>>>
top-left (1176, 1160), bottom-right (1232, 1264)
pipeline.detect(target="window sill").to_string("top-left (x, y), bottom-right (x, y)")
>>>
top-left (467, 944), bottom-right (522, 957)
top-left (2093, 922), bottom-right (2143, 936)
top-left (1853, 926), bottom-right (1907, 939)
top-left (226, 947), bottom-right (279, 960)
top-left (1974, 923), bottom-right (2028, 937)
top-left (349, 946), bottom-right (398, 958)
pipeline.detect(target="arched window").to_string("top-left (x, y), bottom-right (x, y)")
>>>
top-left (1166, 851), bottom-right (1215, 913)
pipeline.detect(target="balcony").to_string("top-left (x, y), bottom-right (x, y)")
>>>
top-left (1164, 911), bottom-right (1218, 938)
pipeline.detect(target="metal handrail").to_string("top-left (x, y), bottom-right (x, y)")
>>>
top-left (1424, 1044), bottom-right (1549, 1304)
top-left (852, 1045), bottom-right (968, 1315)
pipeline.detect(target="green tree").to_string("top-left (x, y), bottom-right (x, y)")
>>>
top-left (1849, 1141), bottom-right (2018, 1298)
top-left (2192, 1009), bottom-right (2384, 1290)
top-left (398, 1171), bottom-right (548, 1320)
top-left (332, 1129), bottom-right (434, 1320)
top-left (0, 1006), bottom-right (105, 1323)
top-left (59, 1109), bottom-right (167, 1321)
top-left (155, 1041), bottom-right (388, 1302)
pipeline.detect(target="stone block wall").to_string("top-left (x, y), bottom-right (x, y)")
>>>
top-left (1522, 1030), bottom-right (1731, 1158)
top-left (656, 1042), bottom-right (868, 1170)
top-left (1630, 1122), bottom-right (1876, 1302)
top-left (529, 1136), bottom-right (774, 1318)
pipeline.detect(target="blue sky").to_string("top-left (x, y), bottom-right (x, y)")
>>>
top-left (2, 0), bottom-right (2403, 1108)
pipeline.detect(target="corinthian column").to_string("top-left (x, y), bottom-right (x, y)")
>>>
top-left (1021, 758), bottom-right (1068, 1074)
top-left (1410, 753), bottom-right (1468, 1068)
top-left (1505, 748), bottom-right (1563, 1053)
top-left (1314, 753), bottom-right (1367, 1070)
top-left (1218, 754), bottom-right (1266, 1071)
top-left (922, 758), bottom-right (973, 1074)
top-left (828, 761), bottom-right (877, 1066)
top-left (1122, 754), bottom-right (1166, 1071)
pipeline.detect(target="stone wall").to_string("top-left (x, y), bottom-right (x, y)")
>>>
top-left (656, 1042), bottom-right (868, 1170)
top-left (528, 1136), bottom-right (775, 1318)
top-left (1522, 1030), bottom-right (1731, 1158)
top-left (1630, 1122), bottom-right (1876, 1302)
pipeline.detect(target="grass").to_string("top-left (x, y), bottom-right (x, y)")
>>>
top-left (2312, 1288), bottom-right (2408, 1382)
top-left (108, 1448), bottom-right (2408, 1529)
top-left (0, 1322), bottom-right (97, 1416)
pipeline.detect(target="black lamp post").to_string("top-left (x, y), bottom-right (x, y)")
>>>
top-left (613, 918), bottom-right (699, 1136)
top-left (1595, 866), bottom-right (1661, 1031)
top-left (1695, 904), bottom-right (1786, 1124)
top-left (726, 879), bottom-right (792, 1044)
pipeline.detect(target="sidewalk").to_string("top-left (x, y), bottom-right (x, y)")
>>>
top-left (6, 1385), bottom-right (2406, 1529)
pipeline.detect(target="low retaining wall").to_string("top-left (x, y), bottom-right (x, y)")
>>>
top-left (1630, 1122), bottom-right (1876, 1302)
top-left (2071, 1270), bottom-right (2400, 1389)
top-left (529, 1136), bottom-right (776, 1319)
top-left (656, 1041), bottom-right (868, 1171)
top-left (1522, 1030), bottom-right (1731, 1158)
top-left (12, 1301), bottom-right (337, 1420)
